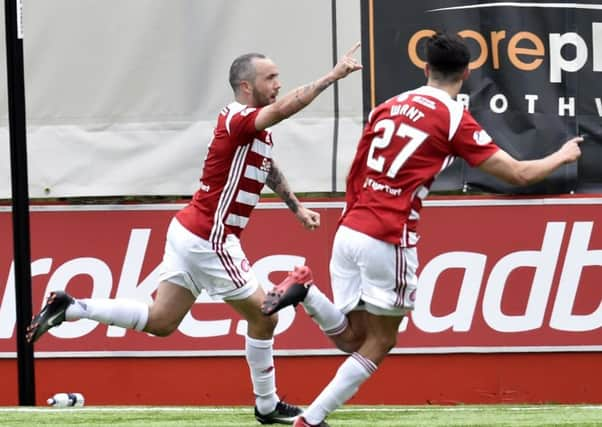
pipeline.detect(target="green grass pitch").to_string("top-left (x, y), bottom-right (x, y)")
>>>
top-left (1, 405), bottom-right (601, 426)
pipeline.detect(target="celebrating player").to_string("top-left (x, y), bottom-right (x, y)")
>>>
top-left (262, 32), bottom-right (582, 427)
top-left (27, 43), bottom-right (362, 425)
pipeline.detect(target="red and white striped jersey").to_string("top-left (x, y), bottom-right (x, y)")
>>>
top-left (341, 85), bottom-right (500, 246)
top-left (176, 102), bottom-right (273, 242)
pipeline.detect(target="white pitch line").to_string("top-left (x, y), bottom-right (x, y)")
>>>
top-left (0, 406), bottom-right (601, 413)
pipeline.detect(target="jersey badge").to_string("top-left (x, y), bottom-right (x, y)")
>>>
top-left (473, 130), bottom-right (492, 145)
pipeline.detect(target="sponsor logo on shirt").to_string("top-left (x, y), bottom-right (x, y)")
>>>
top-left (364, 177), bottom-right (402, 196)
top-left (260, 158), bottom-right (272, 173)
top-left (199, 181), bottom-right (210, 192)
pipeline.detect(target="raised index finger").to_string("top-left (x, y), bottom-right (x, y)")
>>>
top-left (574, 135), bottom-right (585, 144)
top-left (345, 41), bottom-right (361, 57)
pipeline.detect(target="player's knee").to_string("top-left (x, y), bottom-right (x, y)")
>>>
top-left (334, 340), bottom-right (361, 354)
top-left (150, 325), bottom-right (177, 337)
top-left (381, 333), bottom-right (397, 354)
top-left (260, 312), bottom-right (279, 333)
top-left (145, 317), bottom-right (179, 337)
top-left (331, 323), bottom-right (366, 353)
top-left (145, 325), bottom-right (176, 337)
top-left (368, 333), bottom-right (397, 355)
top-left (247, 311), bottom-right (278, 336)
top-left (331, 333), bottom-right (362, 353)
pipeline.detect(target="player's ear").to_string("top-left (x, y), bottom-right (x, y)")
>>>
top-left (240, 80), bottom-right (252, 95)
top-left (424, 64), bottom-right (430, 79)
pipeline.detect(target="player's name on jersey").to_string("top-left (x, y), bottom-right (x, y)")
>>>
top-left (390, 103), bottom-right (426, 122)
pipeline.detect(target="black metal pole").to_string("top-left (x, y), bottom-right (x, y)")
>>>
top-left (330, 0), bottom-right (340, 193)
top-left (4, 0), bottom-right (36, 406)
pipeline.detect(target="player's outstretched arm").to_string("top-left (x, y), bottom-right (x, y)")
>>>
top-left (266, 160), bottom-right (320, 230)
top-left (255, 42), bottom-right (362, 131)
top-left (479, 136), bottom-right (583, 186)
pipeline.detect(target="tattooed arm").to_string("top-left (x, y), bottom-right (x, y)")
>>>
top-left (254, 42), bottom-right (361, 131)
top-left (266, 160), bottom-right (320, 230)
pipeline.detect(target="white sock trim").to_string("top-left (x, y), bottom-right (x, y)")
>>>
top-left (323, 317), bottom-right (348, 336)
top-left (351, 352), bottom-right (378, 375)
top-left (302, 286), bottom-right (346, 334)
top-left (65, 298), bottom-right (149, 331)
top-left (245, 335), bottom-right (274, 348)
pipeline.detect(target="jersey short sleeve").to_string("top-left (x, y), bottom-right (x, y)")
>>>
top-left (226, 106), bottom-right (261, 143)
top-left (452, 111), bottom-right (500, 167)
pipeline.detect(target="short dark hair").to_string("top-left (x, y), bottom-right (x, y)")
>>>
top-left (229, 53), bottom-right (266, 93)
top-left (426, 32), bottom-right (470, 82)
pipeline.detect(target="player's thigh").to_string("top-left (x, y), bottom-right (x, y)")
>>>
top-left (197, 234), bottom-right (259, 299)
top-left (333, 226), bottom-right (417, 315)
top-left (360, 241), bottom-right (418, 315)
top-left (149, 280), bottom-right (197, 328)
top-left (160, 218), bottom-right (259, 300)
top-left (330, 226), bottom-right (363, 314)
top-left (345, 310), bottom-right (369, 341)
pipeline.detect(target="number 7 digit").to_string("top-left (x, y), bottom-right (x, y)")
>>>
top-left (386, 123), bottom-right (429, 178)
top-left (367, 120), bottom-right (429, 178)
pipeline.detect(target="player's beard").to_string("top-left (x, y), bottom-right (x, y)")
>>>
top-left (252, 87), bottom-right (273, 107)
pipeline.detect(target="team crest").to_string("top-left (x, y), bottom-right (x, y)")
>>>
top-left (260, 158), bottom-right (272, 173)
top-left (473, 130), bottom-right (492, 145)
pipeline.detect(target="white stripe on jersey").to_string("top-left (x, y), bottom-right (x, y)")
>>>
top-left (412, 86), bottom-right (464, 141)
top-left (416, 186), bottom-right (429, 200)
top-left (251, 139), bottom-right (272, 157)
top-left (405, 185), bottom-right (429, 246)
top-left (210, 144), bottom-right (250, 243)
top-left (244, 165), bottom-right (268, 183)
top-left (225, 102), bottom-right (246, 135)
top-left (439, 155), bottom-right (455, 173)
top-left (225, 213), bottom-right (249, 229)
top-left (408, 231), bottom-right (419, 246)
top-left (235, 189), bottom-right (260, 206)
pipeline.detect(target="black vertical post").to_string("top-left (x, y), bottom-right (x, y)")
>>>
top-left (4, 0), bottom-right (36, 406)
top-left (359, 0), bottom-right (372, 125)
top-left (330, 0), bottom-right (340, 192)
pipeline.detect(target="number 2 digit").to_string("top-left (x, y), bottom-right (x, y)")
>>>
top-left (366, 119), bottom-right (429, 178)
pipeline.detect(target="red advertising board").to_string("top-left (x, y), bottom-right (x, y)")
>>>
top-left (1, 198), bottom-right (601, 357)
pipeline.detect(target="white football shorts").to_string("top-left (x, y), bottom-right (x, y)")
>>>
top-left (329, 225), bottom-right (418, 316)
top-left (158, 218), bottom-right (258, 300)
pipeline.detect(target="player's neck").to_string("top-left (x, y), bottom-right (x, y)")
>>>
top-left (426, 80), bottom-right (462, 99)
top-left (235, 93), bottom-right (256, 107)
top-left (235, 97), bottom-right (248, 106)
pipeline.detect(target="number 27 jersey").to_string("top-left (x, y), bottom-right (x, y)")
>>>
top-left (341, 85), bottom-right (500, 246)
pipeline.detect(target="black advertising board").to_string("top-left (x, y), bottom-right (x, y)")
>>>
top-left (360, 0), bottom-right (602, 194)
